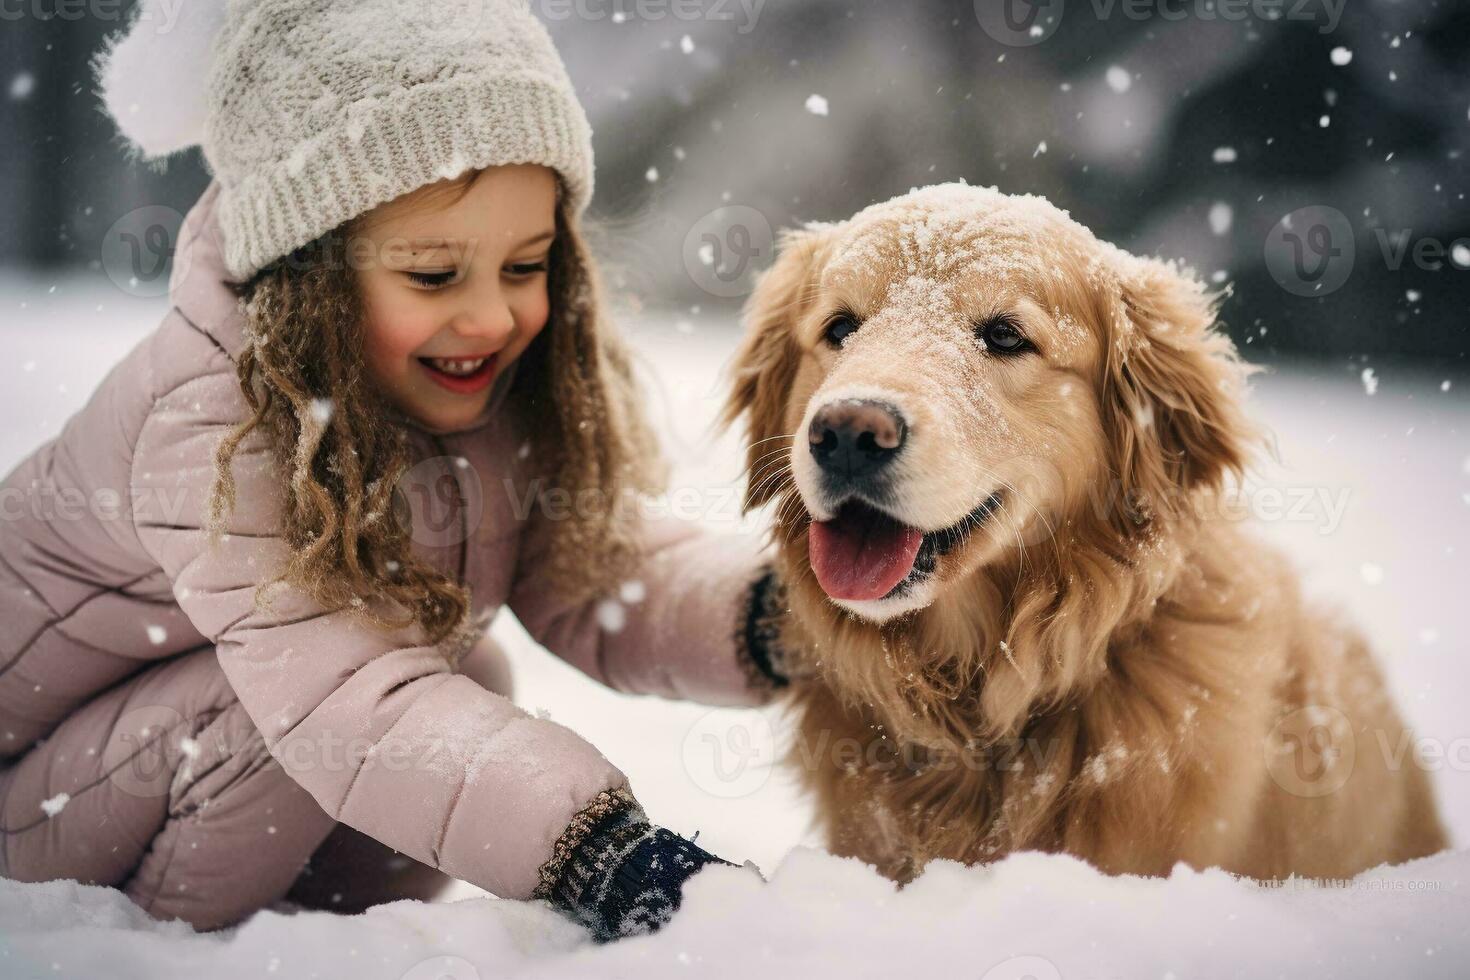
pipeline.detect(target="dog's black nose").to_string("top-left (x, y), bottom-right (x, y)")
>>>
top-left (808, 399), bottom-right (906, 479)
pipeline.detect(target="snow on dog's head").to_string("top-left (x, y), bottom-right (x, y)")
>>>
top-left (724, 183), bottom-right (1258, 625)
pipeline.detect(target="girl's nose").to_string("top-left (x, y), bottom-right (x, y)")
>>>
top-left (448, 286), bottom-right (516, 347)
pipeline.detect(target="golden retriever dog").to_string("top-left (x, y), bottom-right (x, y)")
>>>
top-left (723, 183), bottom-right (1446, 884)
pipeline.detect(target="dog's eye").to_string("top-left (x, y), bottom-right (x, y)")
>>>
top-left (979, 316), bottom-right (1032, 354)
top-left (823, 313), bottom-right (861, 348)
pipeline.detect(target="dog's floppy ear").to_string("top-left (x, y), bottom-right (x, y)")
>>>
top-left (721, 225), bottom-right (828, 511)
top-left (1099, 254), bottom-right (1258, 530)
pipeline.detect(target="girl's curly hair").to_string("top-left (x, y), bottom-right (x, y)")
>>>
top-left (208, 173), bottom-right (664, 646)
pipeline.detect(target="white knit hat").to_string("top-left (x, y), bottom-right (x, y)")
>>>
top-left (95, 0), bottom-right (594, 280)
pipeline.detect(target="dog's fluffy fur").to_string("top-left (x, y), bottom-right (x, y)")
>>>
top-left (724, 184), bottom-right (1446, 883)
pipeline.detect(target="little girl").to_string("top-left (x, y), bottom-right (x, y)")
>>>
top-left (0, 0), bottom-right (787, 942)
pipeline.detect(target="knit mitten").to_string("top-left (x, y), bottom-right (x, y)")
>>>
top-left (535, 789), bottom-right (736, 942)
top-left (738, 567), bottom-right (795, 691)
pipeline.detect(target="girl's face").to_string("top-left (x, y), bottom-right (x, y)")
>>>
top-left (355, 164), bottom-right (558, 433)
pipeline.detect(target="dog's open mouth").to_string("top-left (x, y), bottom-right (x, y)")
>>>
top-left (808, 493), bottom-right (1004, 602)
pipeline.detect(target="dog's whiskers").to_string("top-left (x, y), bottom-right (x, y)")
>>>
top-left (968, 472), bottom-right (1059, 581)
top-left (743, 433), bottom-right (797, 454)
top-left (745, 444), bottom-right (796, 477)
top-left (772, 487), bottom-right (810, 547)
top-left (748, 461), bottom-right (795, 504)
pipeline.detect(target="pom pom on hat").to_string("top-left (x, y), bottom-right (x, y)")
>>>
top-left (93, 0), bottom-right (231, 159)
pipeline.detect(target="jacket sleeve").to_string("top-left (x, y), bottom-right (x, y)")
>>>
top-left (129, 371), bottom-right (629, 900)
top-left (506, 501), bottom-right (784, 708)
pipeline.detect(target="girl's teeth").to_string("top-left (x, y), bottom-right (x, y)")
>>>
top-left (428, 357), bottom-right (487, 376)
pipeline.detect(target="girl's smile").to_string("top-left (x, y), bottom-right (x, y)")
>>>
top-left (417, 352), bottom-right (499, 394)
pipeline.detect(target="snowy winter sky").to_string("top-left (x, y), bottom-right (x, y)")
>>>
top-left (1, 276), bottom-right (1468, 977)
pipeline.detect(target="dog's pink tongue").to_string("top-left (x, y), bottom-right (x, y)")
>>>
top-left (809, 504), bottom-right (924, 601)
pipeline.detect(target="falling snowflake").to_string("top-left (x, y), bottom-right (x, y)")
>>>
top-left (680, 35), bottom-right (694, 55)
top-left (805, 94), bottom-right (829, 116)
top-left (146, 625), bottom-right (168, 645)
top-left (1212, 146), bottom-right (1238, 164)
top-left (9, 72), bottom-right (35, 100)
top-left (1406, 289), bottom-right (1422, 302)
top-left (1208, 202), bottom-right (1233, 236)
top-left (1330, 47), bottom-right (1353, 66)
top-left (41, 793), bottom-right (69, 818)
top-left (645, 166), bottom-right (659, 183)
top-left (309, 398), bottom-right (334, 425)
top-left (619, 580), bottom-right (647, 604)
top-left (1451, 243), bottom-right (1470, 269)
top-left (1360, 368), bottom-right (1378, 396)
top-left (1105, 66), bottom-right (1132, 94)
top-left (1033, 141), bottom-right (1047, 158)
top-left (596, 598), bottom-right (627, 633)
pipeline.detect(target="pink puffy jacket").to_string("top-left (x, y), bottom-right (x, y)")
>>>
top-left (0, 183), bottom-right (775, 901)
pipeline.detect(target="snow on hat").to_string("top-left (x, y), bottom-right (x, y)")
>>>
top-left (95, 0), bottom-right (594, 280)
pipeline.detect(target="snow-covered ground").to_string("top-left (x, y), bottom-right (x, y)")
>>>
top-left (2, 277), bottom-right (1468, 978)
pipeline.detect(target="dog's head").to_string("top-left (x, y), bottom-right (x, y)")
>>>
top-left (725, 184), bottom-right (1255, 624)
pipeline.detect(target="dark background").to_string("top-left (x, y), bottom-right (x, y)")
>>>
top-left (2, 0), bottom-right (1467, 367)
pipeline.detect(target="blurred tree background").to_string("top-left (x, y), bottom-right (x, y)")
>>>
top-left (2, 0), bottom-right (1466, 365)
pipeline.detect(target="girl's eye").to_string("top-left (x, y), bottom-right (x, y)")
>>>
top-left (979, 315), bottom-right (1033, 355)
top-left (506, 260), bottom-right (549, 277)
top-left (823, 313), bottom-right (861, 348)
top-left (405, 270), bottom-right (458, 288)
